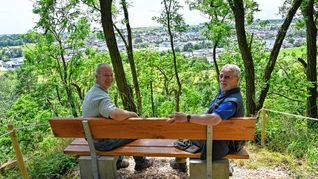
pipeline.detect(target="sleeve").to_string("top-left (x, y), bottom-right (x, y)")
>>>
top-left (98, 95), bottom-right (117, 118)
top-left (213, 101), bottom-right (237, 120)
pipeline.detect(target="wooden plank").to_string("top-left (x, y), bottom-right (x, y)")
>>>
top-left (8, 124), bottom-right (29, 179)
top-left (88, 118), bottom-right (256, 140)
top-left (126, 139), bottom-right (176, 147)
top-left (64, 145), bottom-right (200, 158)
top-left (49, 118), bottom-right (85, 138)
top-left (70, 138), bottom-right (176, 147)
top-left (64, 144), bottom-right (249, 159)
top-left (0, 160), bottom-right (17, 169)
top-left (69, 139), bottom-right (249, 158)
top-left (70, 138), bottom-right (87, 145)
top-left (49, 117), bottom-right (256, 140)
top-left (226, 148), bottom-right (249, 159)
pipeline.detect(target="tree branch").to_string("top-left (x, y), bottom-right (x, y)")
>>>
top-left (270, 92), bottom-right (304, 103)
top-left (81, 0), bottom-right (101, 11)
top-left (45, 96), bottom-right (59, 116)
top-left (297, 57), bottom-right (307, 69)
top-left (257, 0), bottom-right (303, 110)
top-left (113, 24), bottom-right (128, 48)
top-left (71, 82), bottom-right (84, 100)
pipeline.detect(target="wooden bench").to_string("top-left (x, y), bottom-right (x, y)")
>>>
top-left (49, 117), bottom-right (256, 179)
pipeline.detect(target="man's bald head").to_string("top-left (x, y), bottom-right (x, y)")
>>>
top-left (95, 63), bottom-right (113, 90)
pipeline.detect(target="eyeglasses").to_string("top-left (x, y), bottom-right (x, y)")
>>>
top-left (219, 74), bottom-right (233, 80)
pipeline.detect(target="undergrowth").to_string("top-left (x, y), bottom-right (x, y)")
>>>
top-left (233, 144), bottom-right (318, 178)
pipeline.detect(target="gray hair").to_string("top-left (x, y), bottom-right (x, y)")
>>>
top-left (96, 63), bottom-right (111, 75)
top-left (221, 64), bottom-right (241, 78)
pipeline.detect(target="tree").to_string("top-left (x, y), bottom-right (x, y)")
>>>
top-left (183, 42), bottom-right (193, 51)
top-left (229, 0), bottom-right (257, 115)
top-left (99, 0), bottom-right (136, 112)
top-left (301, 0), bottom-right (317, 118)
top-left (32, 0), bottom-right (93, 117)
top-left (114, 0), bottom-right (143, 114)
top-left (188, 0), bottom-right (233, 83)
top-left (153, 0), bottom-right (188, 112)
top-left (0, 72), bottom-right (17, 119)
top-left (229, 0), bottom-right (302, 115)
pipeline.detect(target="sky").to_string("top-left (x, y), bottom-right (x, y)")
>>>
top-left (0, 0), bottom-right (285, 35)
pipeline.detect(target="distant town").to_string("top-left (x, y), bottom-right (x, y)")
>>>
top-left (0, 19), bottom-right (306, 72)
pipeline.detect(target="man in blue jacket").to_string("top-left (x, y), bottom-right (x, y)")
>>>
top-left (168, 64), bottom-right (244, 172)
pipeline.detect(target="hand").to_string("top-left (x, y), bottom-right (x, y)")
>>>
top-left (167, 112), bottom-right (187, 124)
top-left (130, 112), bottom-right (138, 118)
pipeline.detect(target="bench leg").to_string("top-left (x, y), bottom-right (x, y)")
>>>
top-left (189, 159), bottom-right (229, 179)
top-left (78, 156), bottom-right (117, 179)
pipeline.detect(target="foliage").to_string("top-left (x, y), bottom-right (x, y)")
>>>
top-left (187, 0), bottom-right (233, 45)
top-left (31, 0), bottom-right (95, 117)
top-left (0, 72), bottom-right (17, 119)
top-left (152, 0), bottom-right (189, 111)
top-left (0, 136), bottom-right (77, 179)
top-left (152, 0), bottom-right (189, 33)
top-left (132, 50), bottom-right (215, 117)
top-left (234, 144), bottom-right (317, 178)
top-left (28, 151), bottom-right (77, 178)
top-left (0, 47), bottom-right (23, 61)
top-left (0, 34), bottom-right (37, 47)
top-left (183, 42), bottom-right (193, 51)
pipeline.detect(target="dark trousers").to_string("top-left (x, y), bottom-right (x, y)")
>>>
top-left (191, 140), bottom-right (230, 160)
top-left (94, 138), bottom-right (146, 165)
top-left (175, 140), bottom-right (230, 163)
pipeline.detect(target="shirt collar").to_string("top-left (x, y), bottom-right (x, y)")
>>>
top-left (94, 83), bottom-right (108, 92)
top-left (218, 87), bottom-right (240, 97)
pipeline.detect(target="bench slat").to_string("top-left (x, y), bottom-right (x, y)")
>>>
top-left (66, 139), bottom-right (249, 159)
top-left (64, 145), bottom-right (201, 158)
top-left (49, 118), bottom-right (85, 138)
top-left (226, 149), bottom-right (249, 159)
top-left (90, 119), bottom-right (256, 140)
top-left (70, 138), bottom-right (88, 145)
top-left (64, 145), bottom-right (249, 159)
top-left (70, 138), bottom-right (176, 147)
top-left (49, 117), bottom-right (256, 140)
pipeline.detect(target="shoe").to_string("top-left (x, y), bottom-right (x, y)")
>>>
top-left (170, 159), bottom-right (187, 172)
top-left (134, 159), bottom-right (153, 171)
top-left (116, 160), bottom-right (129, 170)
top-left (229, 165), bottom-right (234, 176)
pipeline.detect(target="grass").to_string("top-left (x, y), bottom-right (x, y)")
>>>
top-left (232, 143), bottom-right (317, 178)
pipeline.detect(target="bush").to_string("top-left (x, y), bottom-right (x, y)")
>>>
top-left (29, 152), bottom-right (77, 178)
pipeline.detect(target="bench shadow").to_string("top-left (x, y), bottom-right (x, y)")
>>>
top-left (117, 157), bottom-right (188, 179)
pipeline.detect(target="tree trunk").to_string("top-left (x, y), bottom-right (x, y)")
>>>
top-left (150, 81), bottom-right (155, 116)
top-left (99, 0), bottom-right (136, 112)
top-left (303, 0), bottom-right (317, 118)
top-left (212, 41), bottom-right (220, 85)
top-left (57, 38), bottom-right (78, 117)
top-left (164, 0), bottom-right (182, 112)
top-left (155, 65), bottom-right (171, 96)
top-left (121, 0), bottom-right (143, 115)
top-left (229, 0), bottom-right (256, 116)
top-left (257, 0), bottom-right (303, 111)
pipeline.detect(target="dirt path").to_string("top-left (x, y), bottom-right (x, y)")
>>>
top-left (115, 157), bottom-right (291, 179)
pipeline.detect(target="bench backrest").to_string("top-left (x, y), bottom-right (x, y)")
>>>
top-left (49, 117), bottom-right (256, 140)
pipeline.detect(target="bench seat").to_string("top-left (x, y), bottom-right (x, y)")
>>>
top-left (65, 138), bottom-right (249, 159)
